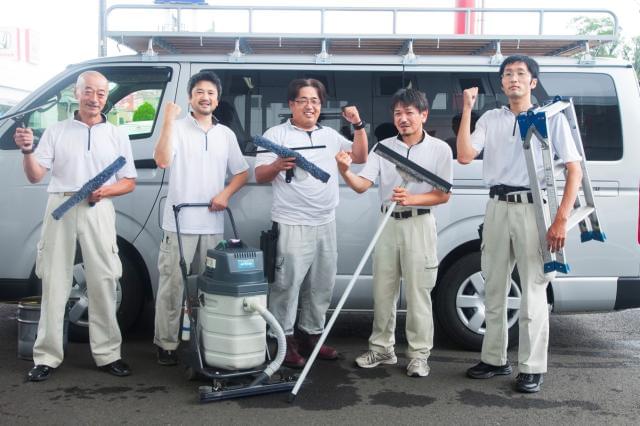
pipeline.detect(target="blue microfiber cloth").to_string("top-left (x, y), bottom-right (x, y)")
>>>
top-left (51, 156), bottom-right (127, 220)
top-left (253, 135), bottom-right (330, 183)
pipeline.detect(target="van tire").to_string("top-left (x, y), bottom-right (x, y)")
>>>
top-left (68, 249), bottom-right (144, 342)
top-left (435, 252), bottom-right (520, 351)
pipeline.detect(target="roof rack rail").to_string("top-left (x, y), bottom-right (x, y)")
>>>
top-left (100, 4), bottom-right (619, 61)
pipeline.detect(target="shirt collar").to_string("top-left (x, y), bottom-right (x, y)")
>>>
top-left (287, 118), bottom-right (322, 132)
top-left (396, 129), bottom-right (427, 145)
top-left (73, 110), bottom-right (107, 125)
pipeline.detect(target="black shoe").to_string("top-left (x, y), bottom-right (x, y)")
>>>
top-left (26, 365), bottom-right (54, 382)
top-left (99, 359), bottom-right (131, 377)
top-left (515, 373), bottom-right (543, 393)
top-left (467, 361), bottom-right (513, 379)
top-left (157, 347), bottom-right (178, 366)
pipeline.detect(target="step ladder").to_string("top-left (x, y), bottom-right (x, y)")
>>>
top-left (516, 96), bottom-right (605, 274)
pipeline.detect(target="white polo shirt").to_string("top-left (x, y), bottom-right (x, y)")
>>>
top-left (160, 115), bottom-right (249, 234)
top-left (471, 107), bottom-right (582, 187)
top-left (35, 115), bottom-right (137, 193)
top-left (254, 120), bottom-right (352, 226)
top-left (359, 132), bottom-right (453, 207)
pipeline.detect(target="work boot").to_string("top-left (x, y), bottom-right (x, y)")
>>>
top-left (284, 335), bottom-right (306, 369)
top-left (298, 332), bottom-right (338, 360)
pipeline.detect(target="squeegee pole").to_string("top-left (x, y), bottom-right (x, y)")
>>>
top-left (289, 182), bottom-right (407, 402)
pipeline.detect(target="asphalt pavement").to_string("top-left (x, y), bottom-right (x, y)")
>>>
top-left (1, 301), bottom-right (640, 425)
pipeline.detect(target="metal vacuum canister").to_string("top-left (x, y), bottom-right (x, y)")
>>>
top-left (197, 241), bottom-right (268, 370)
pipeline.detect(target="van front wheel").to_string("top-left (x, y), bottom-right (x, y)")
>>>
top-left (435, 252), bottom-right (521, 351)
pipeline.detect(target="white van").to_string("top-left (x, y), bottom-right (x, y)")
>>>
top-left (0, 5), bottom-right (638, 348)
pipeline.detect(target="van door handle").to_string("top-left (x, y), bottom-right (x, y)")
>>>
top-left (134, 159), bottom-right (157, 169)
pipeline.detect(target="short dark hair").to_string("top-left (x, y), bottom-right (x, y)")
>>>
top-left (287, 78), bottom-right (326, 104)
top-left (187, 71), bottom-right (222, 99)
top-left (499, 55), bottom-right (540, 79)
top-left (390, 88), bottom-right (429, 113)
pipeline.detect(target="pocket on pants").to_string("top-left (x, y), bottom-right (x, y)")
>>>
top-left (35, 240), bottom-right (45, 279)
top-left (271, 256), bottom-right (287, 291)
top-left (537, 247), bottom-right (555, 284)
top-left (112, 243), bottom-right (122, 279)
top-left (480, 241), bottom-right (488, 275)
top-left (158, 234), bottom-right (174, 276)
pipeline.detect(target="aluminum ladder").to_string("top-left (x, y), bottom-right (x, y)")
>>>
top-left (516, 96), bottom-right (605, 274)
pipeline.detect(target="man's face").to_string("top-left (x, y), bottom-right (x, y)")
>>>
top-left (288, 86), bottom-right (321, 130)
top-left (501, 61), bottom-right (537, 99)
top-left (75, 74), bottom-right (108, 119)
top-left (189, 80), bottom-right (219, 116)
top-left (393, 103), bottom-right (428, 139)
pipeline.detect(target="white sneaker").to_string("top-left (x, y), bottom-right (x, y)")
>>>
top-left (355, 349), bottom-right (397, 368)
top-left (407, 357), bottom-right (430, 377)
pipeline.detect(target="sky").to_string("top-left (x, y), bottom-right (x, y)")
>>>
top-left (0, 0), bottom-right (639, 95)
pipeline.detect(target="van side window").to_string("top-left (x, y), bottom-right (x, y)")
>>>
top-left (0, 66), bottom-right (172, 150)
top-left (536, 73), bottom-right (622, 161)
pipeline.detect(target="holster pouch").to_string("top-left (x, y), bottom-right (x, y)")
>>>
top-left (260, 221), bottom-right (279, 283)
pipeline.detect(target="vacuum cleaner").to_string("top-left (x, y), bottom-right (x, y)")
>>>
top-left (173, 203), bottom-right (295, 403)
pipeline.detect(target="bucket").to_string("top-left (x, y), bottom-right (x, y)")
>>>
top-left (17, 296), bottom-right (69, 360)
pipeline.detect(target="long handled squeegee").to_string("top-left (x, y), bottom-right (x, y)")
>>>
top-left (289, 143), bottom-right (452, 402)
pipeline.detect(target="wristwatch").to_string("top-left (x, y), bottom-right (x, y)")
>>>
top-left (353, 120), bottom-right (366, 130)
top-left (21, 148), bottom-right (34, 155)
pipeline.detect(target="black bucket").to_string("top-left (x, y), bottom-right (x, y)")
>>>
top-left (17, 297), bottom-right (69, 360)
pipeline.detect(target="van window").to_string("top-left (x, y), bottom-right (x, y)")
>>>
top-left (0, 66), bottom-right (172, 150)
top-left (206, 69), bottom-right (622, 162)
top-left (537, 73), bottom-right (622, 161)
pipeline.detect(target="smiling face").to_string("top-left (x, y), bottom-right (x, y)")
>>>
top-left (288, 85), bottom-right (321, 130)
top-left (393, 102), bottom-right (428, 142)
top-left (501, 61), bottom-right (537, 100)
top-left (189, 80), bottom-right (219, 118)
top-left (74, 72), bottom-right (108, 123)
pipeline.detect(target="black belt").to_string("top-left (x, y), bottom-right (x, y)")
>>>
top-left (381, 205), bottom-right (430, 219)
top-left (490, 192), bottom-right (535, 204)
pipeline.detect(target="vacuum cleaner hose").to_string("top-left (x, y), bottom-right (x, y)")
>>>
top-left (243, 299), bottom-right (286, 386)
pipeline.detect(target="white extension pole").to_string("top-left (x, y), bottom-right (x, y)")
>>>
top-left (289, 184), bottom-right (406, 401)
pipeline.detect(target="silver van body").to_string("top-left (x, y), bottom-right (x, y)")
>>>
top-left (0, 5), bottom-right (638, 348)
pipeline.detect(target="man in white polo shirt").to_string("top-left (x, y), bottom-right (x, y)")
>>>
top-left (336, 88), bottom-right (452, 378)
top-left (14, 70), bottom-right (137, 382)
top-left (153, 71), bottom-right (248, 366)
top-left (457, 55), bottom-right (582, 393)
top-left (254, 78), bottom-right (368, 368)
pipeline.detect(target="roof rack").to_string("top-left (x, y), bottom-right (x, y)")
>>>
top-left (100, 4), bottom-right (618, 62)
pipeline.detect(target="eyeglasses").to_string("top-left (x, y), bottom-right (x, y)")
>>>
top-left (502, 71), bottom-right (531, 80)
top-left (294, 97), bottom-right (321, 106)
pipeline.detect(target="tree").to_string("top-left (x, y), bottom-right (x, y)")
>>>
top-left (132, 102), bottom-right (156, 122)
top-left (571, 16), bottom-right (640, 79)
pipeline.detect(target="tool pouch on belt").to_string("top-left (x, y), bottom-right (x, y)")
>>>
top-left (260, 221), bottom-right (279, 283)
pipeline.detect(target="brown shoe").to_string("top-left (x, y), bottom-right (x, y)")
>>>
top-left (283, 335), bottom-right (306, 368)
top-left (299, 333), bottom-right (338, 360)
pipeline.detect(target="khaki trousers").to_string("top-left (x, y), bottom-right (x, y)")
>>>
top-left (34, 194), bottom-right (123, 368)
top-left (154, 231), bottom-right (222, 350)
top-left (369, 211), bottom-right (438, 359)
top-left (268, 221), bottom-right (337, 336)
top-left (480, 197), bottom-right (551, 374)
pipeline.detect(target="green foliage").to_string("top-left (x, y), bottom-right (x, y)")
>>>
top-left (571, 16), bottom-right (640, 79)
top-left (132, 102), bottom-right (156, 122)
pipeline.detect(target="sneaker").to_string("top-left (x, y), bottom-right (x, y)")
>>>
top-left (157, 347), bottom-right (178, 366)
top-left (466, 361), bottom-right (512, 379)
top-left (355, 349), bottom-right (397, 368)
top-left (407, 357), bottom-right (430, 377)
top-left (515, 373), bottom-right (544, 393)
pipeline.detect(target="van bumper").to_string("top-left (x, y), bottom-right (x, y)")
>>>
top-left (614, 277), bottom-right (640, 310)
